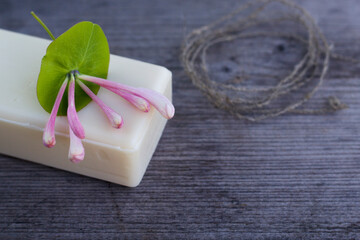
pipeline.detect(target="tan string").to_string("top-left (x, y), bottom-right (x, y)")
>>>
top-left (181, 0), bottom-right (353, 122)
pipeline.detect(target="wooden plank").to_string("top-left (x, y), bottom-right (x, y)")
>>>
top-left (0, 0), bottom-right (360, 239)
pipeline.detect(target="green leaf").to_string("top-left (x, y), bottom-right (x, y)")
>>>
top-left (36, 21), bottom-right (110, 116)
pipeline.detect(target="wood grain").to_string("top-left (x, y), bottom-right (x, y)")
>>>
top-left (1, 0), bottom-right (360, 239)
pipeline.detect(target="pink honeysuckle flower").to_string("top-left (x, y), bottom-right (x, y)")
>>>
top-left (34, 13), bottom-right (175, 163)
top-left (78, 74), bottom-right (175, 119)
top-left (131, 87), bottom-right (175, 119)
top-left (67, 74), bottom-right (85, 139)
top-left (107, 87), bottom-right (150, 112)
top-left (68, 127), bottom-right (85, 163)
top-left (42, 71), bottom-right (174, 163)
top-left (77, 80), bottom-right (123, 129)
top-left (43, 77), bottom-right (69, 148)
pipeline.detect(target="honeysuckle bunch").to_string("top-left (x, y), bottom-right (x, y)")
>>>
top-left (43, 71), bottom-right (174, 162)
top-left (32, 12), bottom-right (174, 163)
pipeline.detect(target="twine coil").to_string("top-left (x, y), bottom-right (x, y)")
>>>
top-left (181, 0), bottom-right (349, 121)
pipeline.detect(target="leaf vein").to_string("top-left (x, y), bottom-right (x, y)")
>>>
top-left (79, 24), bottom-right (95, 69)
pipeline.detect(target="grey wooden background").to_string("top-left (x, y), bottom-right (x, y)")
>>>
top-left (1, 0), bottom-right (360, 239)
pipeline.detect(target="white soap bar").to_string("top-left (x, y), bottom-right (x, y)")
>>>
top-left (0, 29), bottom-right (172, 187)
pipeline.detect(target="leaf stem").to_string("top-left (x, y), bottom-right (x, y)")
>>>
top-left (31, 11), bottom-right (56, 40)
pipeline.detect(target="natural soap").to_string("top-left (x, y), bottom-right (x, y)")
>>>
top-left (0, 29), bottom-right (172, 187)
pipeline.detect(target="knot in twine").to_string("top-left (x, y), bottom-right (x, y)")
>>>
top-left (181, 0), bottom-right (350, 122)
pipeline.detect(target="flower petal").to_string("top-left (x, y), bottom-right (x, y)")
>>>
top-left (128, 87), bottom-right (175, 119)
top-left (68, 127), bottom-right (84, 163)
top-left (67, 74), bottom-right (85, 139)
top-left (77, 80), bottom-right (123, 128)
top-left (108, 87), bottom-right (150, 112)
top-left (43, 77), bottom-right (68, 148)
top-left (78, 74), bottom-right (175, 119)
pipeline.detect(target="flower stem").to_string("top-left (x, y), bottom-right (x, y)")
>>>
top-left (30, 11), bottom-right (56, 40)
